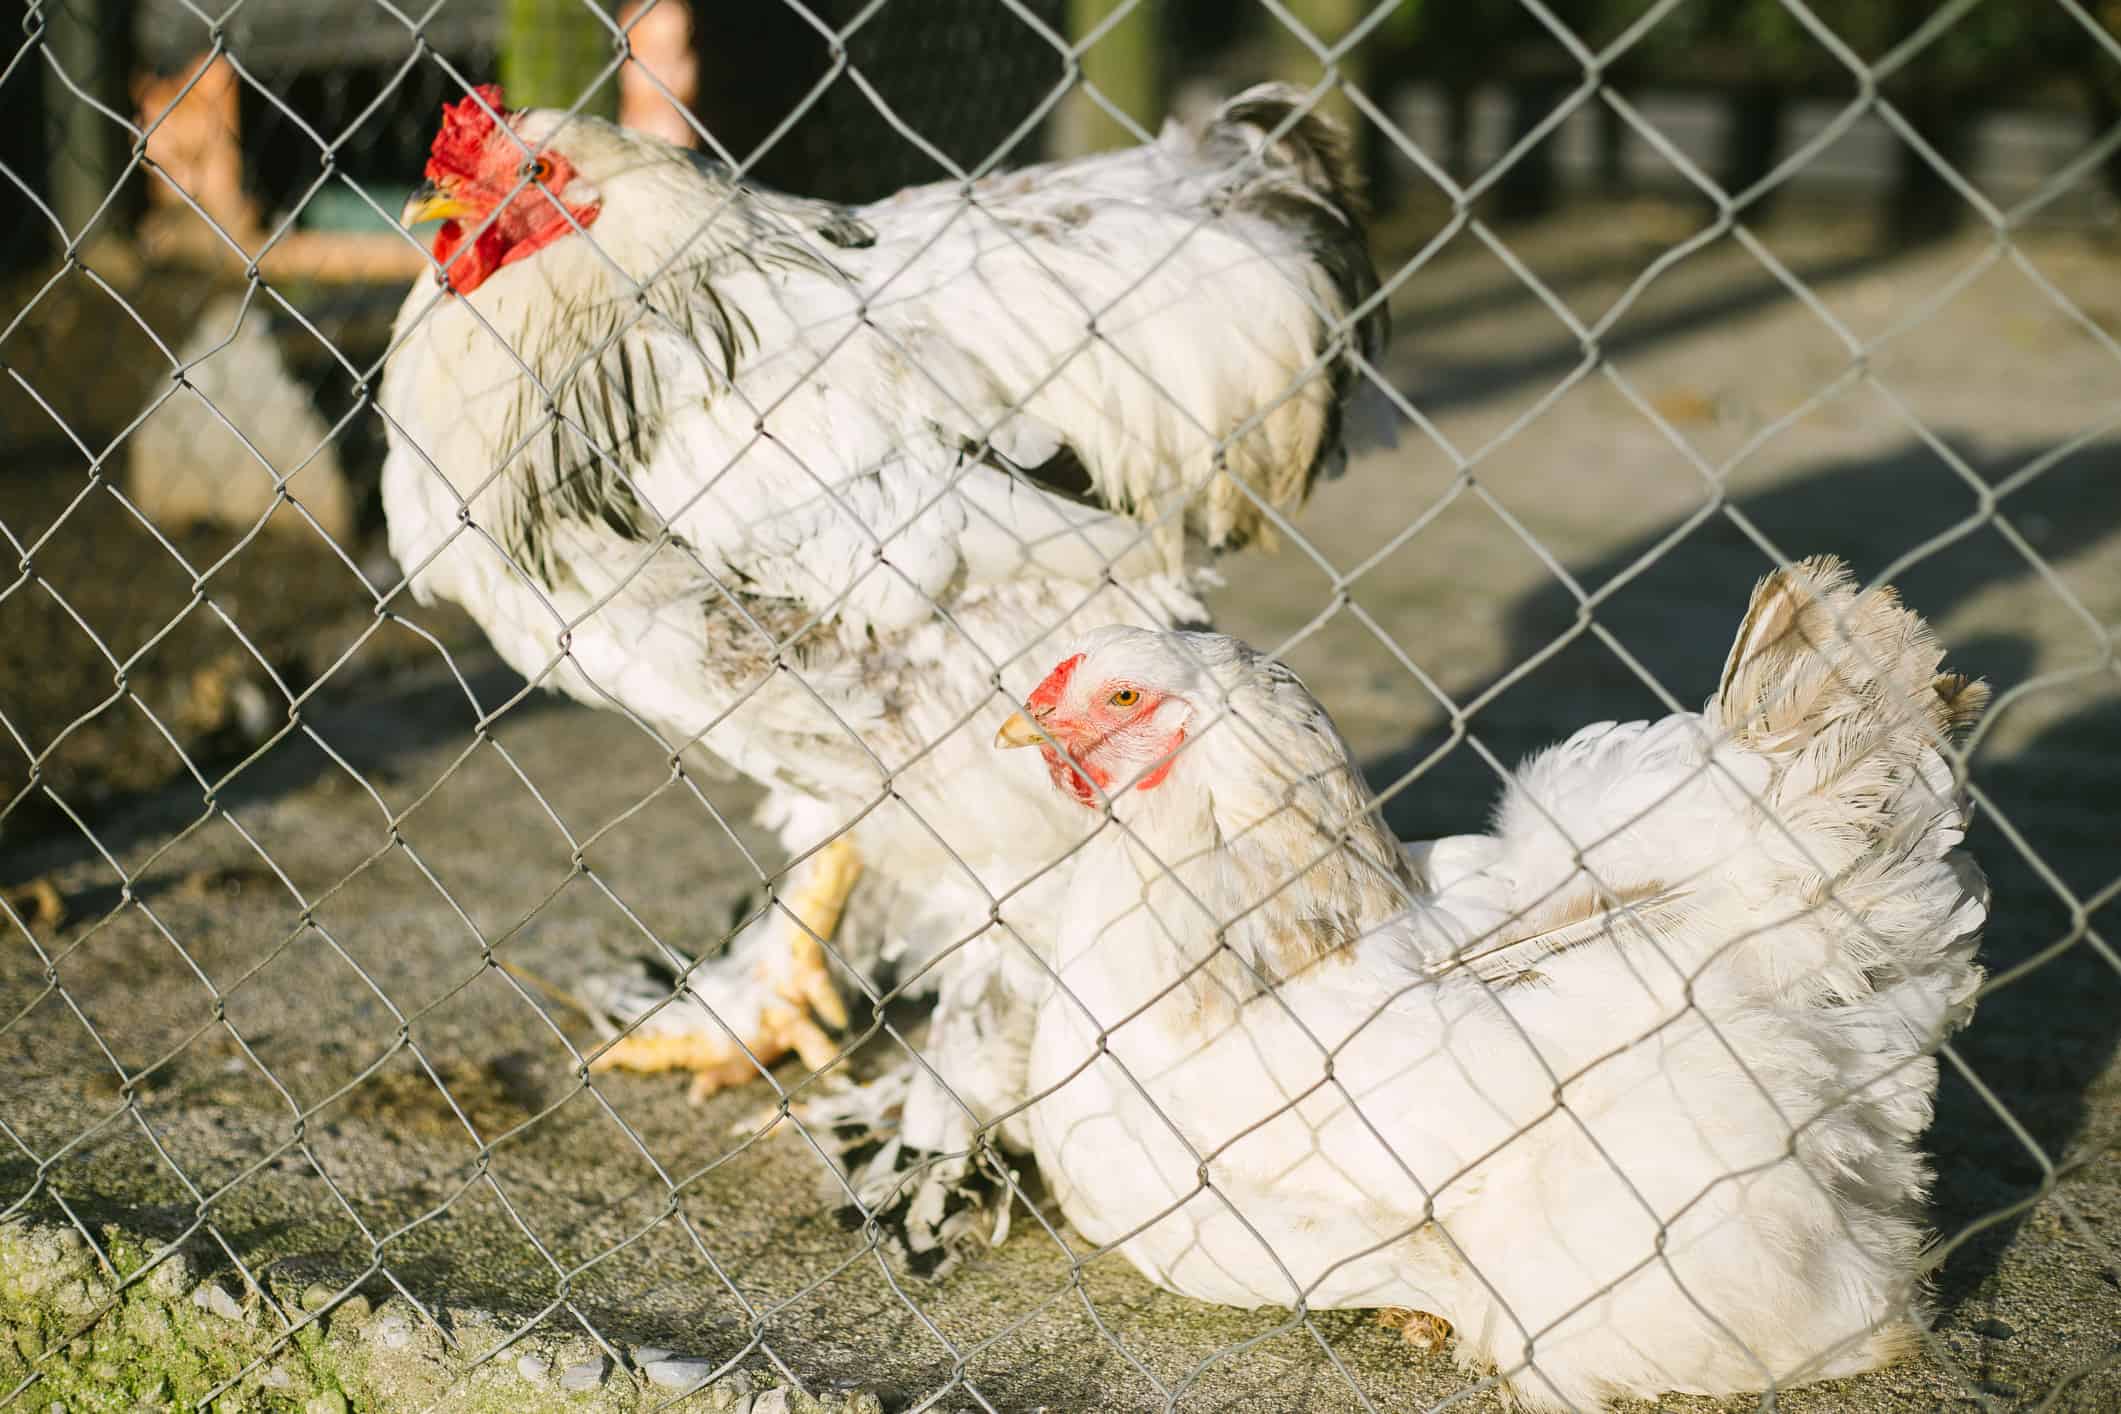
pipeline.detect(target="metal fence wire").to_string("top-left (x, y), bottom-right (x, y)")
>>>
top-left (3, 0), bottom-right (2119, 1411)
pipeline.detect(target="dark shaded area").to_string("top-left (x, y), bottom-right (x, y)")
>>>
top-left (0, 440), bottom-right (418, 859)
top-left (695, 0), bottom-right (1069, 202)
top-left (0, 255), bottom-right (434, 861)
top-left (0, 19), bottom-right (56, 275)
top-left (0, 646), bottom-right (550, 890)
top-left (1363, 433), bottom-right (2121, 1321)
top-left (239, 59), bottom-right (504, 226)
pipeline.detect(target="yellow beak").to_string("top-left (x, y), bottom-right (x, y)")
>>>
top-left (401, 181), bottom-right (473, 227)
top-left (994, 711), bottom-right (1045, 750)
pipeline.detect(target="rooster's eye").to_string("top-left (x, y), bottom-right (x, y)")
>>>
top-left (1109, 688), bottom-right (1140, 708)
top-left (530, 157), bottom-right (553, 183)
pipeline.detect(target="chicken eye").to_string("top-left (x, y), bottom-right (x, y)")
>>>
top-left (530, 156), bottom-right (553, 183)
top-left (1109, 688), bottom-right (1140, 708)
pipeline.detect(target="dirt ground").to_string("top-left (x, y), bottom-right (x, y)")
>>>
top-left (1, 198), bottom-right (2117, 1411)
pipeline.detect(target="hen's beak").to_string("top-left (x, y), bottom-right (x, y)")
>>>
top-left (994, 711), bottom-right (1045, 750)
top-left (402, 180), bottom-right (472, 228)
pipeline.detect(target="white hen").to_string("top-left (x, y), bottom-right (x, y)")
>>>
top-left (377, 83), bottom-right (1384, 1255)
top-left (991, 556), bottom-right (1986, 1410)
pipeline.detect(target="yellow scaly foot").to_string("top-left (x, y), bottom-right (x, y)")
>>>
top-left (590, 836), bottom-right (863, 1101)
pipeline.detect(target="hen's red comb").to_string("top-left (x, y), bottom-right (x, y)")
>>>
top-left (1027, 653), bottom-right (1084, 715)
top-left (426, 83), bottom-right (508, 183)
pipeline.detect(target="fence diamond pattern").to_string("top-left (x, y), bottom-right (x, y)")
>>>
top-left (3, 1), bottom-right (2118, 1412)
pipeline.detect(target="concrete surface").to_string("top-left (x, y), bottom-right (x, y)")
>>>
top-left (4, 209), bottom-right (2118, 1411)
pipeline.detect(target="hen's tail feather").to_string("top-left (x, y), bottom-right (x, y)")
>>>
top-left (1715, 554), bottom-right (1989, 762)
top-left (1712, 554), bottom-right (1989, 1108)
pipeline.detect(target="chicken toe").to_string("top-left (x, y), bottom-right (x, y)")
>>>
top-left (583, 840), bottom-right (863, 1100)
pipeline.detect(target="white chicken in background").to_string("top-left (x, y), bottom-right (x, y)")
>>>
top-left (991, 557), bottom-right (1986, 1411)
top-left (377, 83), bottom-right (1385, 1258)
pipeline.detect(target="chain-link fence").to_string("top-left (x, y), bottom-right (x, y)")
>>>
top-left (4, 1), bottom-right (2118, 1410)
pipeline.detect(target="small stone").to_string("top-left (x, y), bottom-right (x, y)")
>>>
top-left (558, 1356), bottom-right (608, 1392)
top-left (1972, 1317), bottom-right (2017, 1340)
top-left (634, 1345), bottom-right (671, 1364)
top-left (698, 1369), bottom-right (756, 1412)
top-left (515, 1354), bottom-right (550, 1384)
top-left (14, 1325), bottom-right (43, 1358)
top-left (192, 1282), bottom-right (244, 1321)
top-left (261, 1366), bottom-right (292, 1390)
top-left (299, 1282), bottom-right (337, 1312)
top-left (145, 1254), bottom-right (192, 1300)
top-left (370, 1311), bottom-right (412, 1350)
top-left (124, 1300), bottom-right (173, 1343)
top-left (839, 1393), bottom-right (884, 1414)
top-left (304, 1393), bottom-right (349, 1414)
top-left (329, 1293), bottom-right (371, 1328)
top-left (751, 1391), bottom-right (789, 1414)
top-left (53, 1278), bottom-right (97, 1315)
top-left (644, 1356), bottom-right (716, 1390)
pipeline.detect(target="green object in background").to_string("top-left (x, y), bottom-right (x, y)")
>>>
top-left (1062, 0), bottom-right (1162, 155)
top-left (1265, 0), bottom-right (1368, 134)
top-left (45, 0), bottom-right (138, 243)
top-left (502, 0), bottom-right (621, 119)
top-left (298, 184), bottom-right (419, 234)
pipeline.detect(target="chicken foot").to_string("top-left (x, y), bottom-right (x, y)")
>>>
top-left (1376, 1307), bottom-right (1455, 1354)
top-left (589, 836), bottom-right (862, 1101)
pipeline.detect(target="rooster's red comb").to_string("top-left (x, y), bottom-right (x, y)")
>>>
top-left (426, 83), bottom-right (509, 183)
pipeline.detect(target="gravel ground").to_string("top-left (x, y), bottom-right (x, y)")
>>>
top-left (2, 203), bottom-right (2117, 1411)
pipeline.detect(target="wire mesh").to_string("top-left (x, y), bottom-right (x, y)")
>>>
top-left (2, 1), bottom-right (2118, 1411)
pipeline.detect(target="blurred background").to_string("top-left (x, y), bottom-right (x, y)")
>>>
top-left (6, 0), bottom-right (2121, 825)
top-left (2, 6), bottom-right (2117, 1407)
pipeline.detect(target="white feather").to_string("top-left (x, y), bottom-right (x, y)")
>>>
top-left (377, 88), bottom-right (1384, 1246)
top-left (1012, 559), bottom-right (1984, 1410)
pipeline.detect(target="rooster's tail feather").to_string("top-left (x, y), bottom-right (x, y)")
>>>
top-left (1176, 84), bottom-right (1391, 494)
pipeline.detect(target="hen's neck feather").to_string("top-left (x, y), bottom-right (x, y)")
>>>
top-left (1087, 658), bottom-right (1416, 1023)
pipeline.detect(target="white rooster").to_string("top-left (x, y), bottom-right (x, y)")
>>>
top-left (990, 557), bottom-right (1986, 1410)
top-left (377, 83), bottom-right (1384, 1254)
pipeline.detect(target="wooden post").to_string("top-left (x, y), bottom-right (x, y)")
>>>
top-left (42, 0), bottom-right (136, 246)
top-left (1059, 0), bottom-right (1161, 156)
top-left (503, 0), bottom-right (621, 118)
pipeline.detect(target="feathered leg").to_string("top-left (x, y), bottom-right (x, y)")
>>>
top-left (806, 931), bottom-right (1037, 1278)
